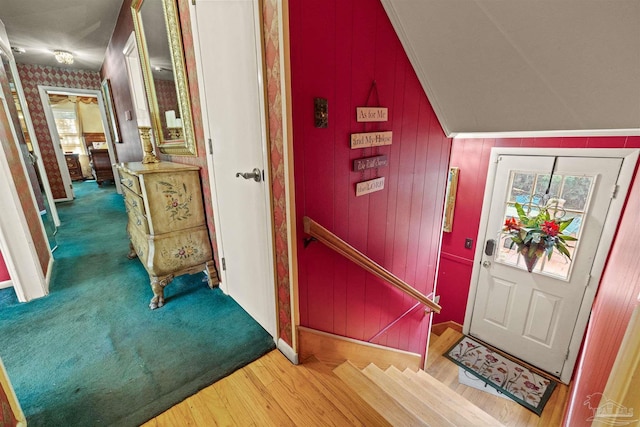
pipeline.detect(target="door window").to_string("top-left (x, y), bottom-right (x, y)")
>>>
top-left (496, 171), bottom-right (595, 280)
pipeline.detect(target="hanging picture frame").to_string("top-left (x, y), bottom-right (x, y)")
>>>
top-left (443, 167), bottom-right (459, 232)
top-left (101, 78), bottom-right (121, 143)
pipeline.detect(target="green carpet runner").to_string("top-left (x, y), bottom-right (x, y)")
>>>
top-left (0, 181), bottom-right (275, 426)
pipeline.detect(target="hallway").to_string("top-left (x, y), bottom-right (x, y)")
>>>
top-left (0, 181), bottom-right (274, 426)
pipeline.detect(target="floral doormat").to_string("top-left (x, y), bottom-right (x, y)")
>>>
top-left (444, 335), bottom-right (557, 415)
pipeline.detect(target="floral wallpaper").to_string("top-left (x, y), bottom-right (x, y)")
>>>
top-left (263, 0), bottom-right (292, 345)
top-left (16, 64), bottom-right (101, 199)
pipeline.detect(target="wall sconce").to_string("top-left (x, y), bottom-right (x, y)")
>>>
top-left (314, 97), bottom-right (328, 128)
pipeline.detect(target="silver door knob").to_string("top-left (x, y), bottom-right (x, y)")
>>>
top-left (235, 168), bottom-right (262, 182)
top-left (482, 260), bottom-right (491, 268)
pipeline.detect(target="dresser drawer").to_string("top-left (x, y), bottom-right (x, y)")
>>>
top-left (142, 170), bottom-right (206, 234)
top-left (123, 187), bottom-right (149, 234)
top-left (119, 170), bottom-right (142, 195)
top-left (129, 227), bottom-right (150, 268)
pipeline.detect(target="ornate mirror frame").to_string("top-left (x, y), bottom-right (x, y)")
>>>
top-left (131, 0), bottom-right (196, 156)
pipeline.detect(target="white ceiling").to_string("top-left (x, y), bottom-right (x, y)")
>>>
top-left (1, 0), bottom-right (639, 135)
top-left (382, 0), bottom-right (640, 136)
top-left (0, 0), bottom-right (124, 71)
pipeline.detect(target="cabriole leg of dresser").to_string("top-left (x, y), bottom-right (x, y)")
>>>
top-left (205, 260), bottom-right (220, 289)
top-left (127, 241), bottom-right (138, 260)
top-left (149, 274), bottom-right (174, 310)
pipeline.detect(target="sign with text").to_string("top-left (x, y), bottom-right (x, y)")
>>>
top-left (356, 177), bottom-right (385, 196)
top-left (353, 155), bottom-right (388, 172)
top-left (350, 131), bottom-right (393, 149)
top-left (356, 107), bottom-right (388, 122)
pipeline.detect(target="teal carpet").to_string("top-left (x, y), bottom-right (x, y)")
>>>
top-left (0, 180), bottom-right (274, 426)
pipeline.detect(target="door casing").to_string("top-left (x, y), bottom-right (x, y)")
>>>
top-left (463, 147), bottom-right (639, 383)
top-left (38, 86), bottom-right (122, 201)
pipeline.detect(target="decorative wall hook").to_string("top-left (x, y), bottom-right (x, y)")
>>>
top-left (303, 236), bottom-right (318, 248)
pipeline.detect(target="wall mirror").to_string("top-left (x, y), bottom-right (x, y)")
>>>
top-left (131, 0), bottom-right (196, 156)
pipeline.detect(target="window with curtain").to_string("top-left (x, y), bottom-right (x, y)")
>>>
top-left (49, 95), bottom-right (104, 155)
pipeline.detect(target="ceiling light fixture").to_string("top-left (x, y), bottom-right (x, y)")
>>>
top-left (11, 46), bottom-right (26, 54)
top-left (53, 50), bottom-right (74, 65)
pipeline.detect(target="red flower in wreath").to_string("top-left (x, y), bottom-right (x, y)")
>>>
top-left (504, 217), bottom-right (521, 231)
top-left (541, 220), bottom-right (559, 237)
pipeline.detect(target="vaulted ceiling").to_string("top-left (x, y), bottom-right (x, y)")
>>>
top-left (382, 0), bottom-right (640, 137)
top-left (1, 0), bottom-right (639, 136)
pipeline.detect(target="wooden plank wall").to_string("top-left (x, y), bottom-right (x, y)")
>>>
top-left (290, 0), bottom-right (451, 355)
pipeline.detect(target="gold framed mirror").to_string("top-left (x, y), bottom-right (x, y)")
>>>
top-left (131, 0), bottom-right (196, 156)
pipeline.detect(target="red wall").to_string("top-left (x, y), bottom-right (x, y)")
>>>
top-left (290, 0), bottom-right (451, 355)
top-left (0, 252), bottom-right (10, 282)
top-left (436, 136), bottom-right (640, 425)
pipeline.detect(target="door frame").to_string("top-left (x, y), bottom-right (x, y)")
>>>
top-left (38, 86), bottom-right (122, 201)
top-left (189, 0), bottom-right (279, 341)
top-left (463, 147), bottom-right (639, 383)
top-left (6, 59), bottom-right (61, 227)
top-left (0, 97), bottom-right (50, 301)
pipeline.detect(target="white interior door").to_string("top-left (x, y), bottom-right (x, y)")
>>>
top-left (194, 0), bottom-right (276, 337)
top-left (470, 154), bottom-right (622, 378)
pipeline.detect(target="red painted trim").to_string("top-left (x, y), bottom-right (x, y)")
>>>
top-left (440, 251), bottom-right (474, 267)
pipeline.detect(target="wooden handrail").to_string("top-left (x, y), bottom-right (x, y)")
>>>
top-left (303, 216), bottom-right (441, 314)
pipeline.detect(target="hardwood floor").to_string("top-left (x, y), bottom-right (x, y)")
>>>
top-left (142, 350), bottom-right (387, 426)
top-left (144, 329), bottom-right (569, 426)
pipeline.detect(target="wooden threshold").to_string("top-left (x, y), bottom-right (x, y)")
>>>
top-left (431, 321), bottom-right (463, 336)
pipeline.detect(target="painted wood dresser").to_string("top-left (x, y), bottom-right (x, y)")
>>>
top-left (116, 161), bottom-right (217, 309)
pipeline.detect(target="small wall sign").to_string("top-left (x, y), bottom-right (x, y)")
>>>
top-left (350, 131), bottom-right (393, 149)
top-left (353, 155), bottom-right (388, 172)
top-left (356, 107), bottom-right (388, 122)
top-left (356, 177), bottom-right (385, 196)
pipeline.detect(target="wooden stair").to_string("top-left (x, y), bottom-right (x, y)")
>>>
top-left (146, 327), bottom-right (567, 426)
top-left (333, 360), bottom-right (503, 426)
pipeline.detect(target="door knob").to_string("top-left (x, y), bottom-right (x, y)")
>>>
top-left (235, 168), bottom-right (262, 182)
top-left (482, 260), bottom-right (491, 268)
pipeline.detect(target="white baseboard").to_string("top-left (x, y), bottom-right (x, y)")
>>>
top-left (277, 338), bottom-right (298, 365)
top-left (45, 256), bottom-right (53, 290)
top-left (0, 279), bottom-right (12, 289)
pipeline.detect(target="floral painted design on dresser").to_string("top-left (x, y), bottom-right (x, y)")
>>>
top-left (158, 181), bottom-right (193, 221)
top-left (174, 244), bottom-right (199, 260)
top-left (159, 236), bottom-right (208, 272)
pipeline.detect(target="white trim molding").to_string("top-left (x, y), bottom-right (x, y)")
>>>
top-left (277, 338), bottom-right (299, 365)
top-left (452, 128), bottom-right (640, 140)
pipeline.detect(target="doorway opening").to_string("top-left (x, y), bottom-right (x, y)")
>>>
top-left (38, 86), bottom-right (121, 201)
top-left (464, 148), bottom-right (639, 383)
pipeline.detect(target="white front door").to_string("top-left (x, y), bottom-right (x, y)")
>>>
top-left (469, 154), bottom-right (622, 378)
top-left (194, 0), bottom-right (277, 337)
